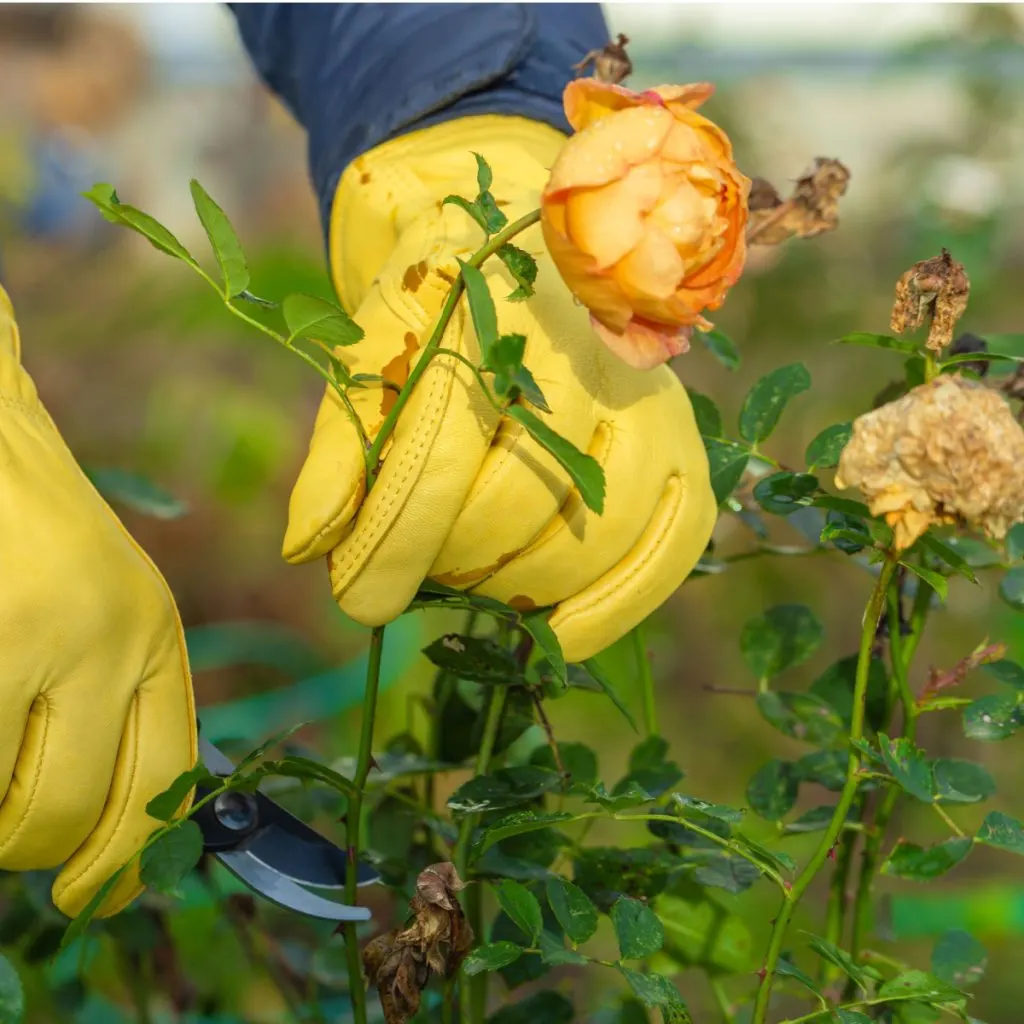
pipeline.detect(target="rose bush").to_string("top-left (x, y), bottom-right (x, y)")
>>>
top-left (541, 79), bottom-right (750, 369)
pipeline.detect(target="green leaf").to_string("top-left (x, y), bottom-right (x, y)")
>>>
top-left (1000, 566), bottom-right (1024, 610)
top-left (442, 195), bottom-right (489, 233)
top-left (740, 604), bottom-right (824, 683)
top-left (931, 930), bottom-right (987, 988)
top-left (506, 405), bottom-right (605, 514)
top-left (588, 781), bottom-right (654, 812)
top-left (449, 766), bottom-right (562, 815)
top-left (878, 734), bottom-right (935, 802)
top-left (746, 759), bottom-right (799, 820)
top-left (883, 838), bottom-right (973, 881)
top-left (476, 191), bottom-right (508, 234)
top-left (573, 847), bottom-right (677, 913)
top-left (693, 854), bottom-right (762, 895)
top-left (473, 152), bottom-right (493, 193)
top-left (545, 877), bottom-right (599, 946)
top-left (774, 956), bottom-right (822, 997)
top-left (493, 880), bottom-right (543, 944)
top-left (487, 332), bottom-right (550, 411)
top-left (985, 658), bottom-right (1024, 690)
top-left (538, 931), bottom-right (588, 966)
top-left (532, 741), bottom-right (598, 789)
top-left (784, 805), bottom-right (839, 834)
top-left (579, 658), bottom-right (638, 732)
top-left (902, 561), bottom-right (948, 602)
top-left (84, 467), bottom-right (188, 520)
top-left (813, 655), bottom-right (896, 737)
top-left (145, 763), bottom-right (214, 822)
top-left (472, 811), bottom-right (577, 859)
top-left (1006, 523), bottom-right (1024, 562)
top-left (459, 259), bottom-right (500, 362)
top-left (618, 736), bottom-right (684, 798)
top-left (497, 243), bottom-right (538, 301)
top-left (837, 332), bottom-right (920, 354)
top-left (976, 811), bottom-right (1024, 855)
top-left (805, 422), bottom-right (852, 470)
top-left (933, 759), bottom-right (996, 804)
top-left (0, 954), bottom-right (24, 1024)
top-left (738, 363), bottom-right (811, 443)
top-left (805, 935), bottom-right (872, 993)
top-left (83, 183), bottom-right (196, 262)
top-left (916, 535), bottom-right (978, 583)
top-left (270, 754), bottom-right (361, 800)
top-left (619, 967), bottom-right (693, 1022)
top-left (877, 970), bottom-right (965, 1005)
top-left (836, 1013), bottom-right (872, 1024)
top-left (753, 472), bottom-right (819, 516)
top-left (422, 634), bottom-right (520, 685)
top-left (962, 693), bottom-right (1020, 741)
top-left (756, 690), bottom-right (845, 746)
top-left (687, 389), bottom-right (722, 438)
top-left (611, 897), bottom-right (665, 959)
top-left (704, 438), bottom-right (749, 504)
top-left (696, 327), bottom-right (740, 369)
top-left (794, 749), bottom-right (849, 792)
top-left (656, 889), bottom-right (754, 974)
top-left (139, 821), bottom-right (204, 894)
top-left (522, 612), bottom-right (566, 689)
top-left (282, 293), bottom-right (363, 347)
top-left (189, 179), bottom-right (249, 297)
top-left (463, 941), bottom-right (522, 976)
top-left (488, 991), bottom-right (575, 1024)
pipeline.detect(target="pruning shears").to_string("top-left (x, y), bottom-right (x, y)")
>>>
top-left (194, 736), bottom-right (378, 922)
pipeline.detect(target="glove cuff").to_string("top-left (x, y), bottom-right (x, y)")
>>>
top-left (327, 114), bottom-right (566, 314)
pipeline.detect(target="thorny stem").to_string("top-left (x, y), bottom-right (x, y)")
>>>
top-left (820, 803), bottom-right (860, 986)
top-left (342, 625), bottom-right (387, 1024)
top-left (365, 209), bottom-right (542, 490)
top-left (847, 570), bottom-right (932, 975)
top-left (752, 554), bottom-right (898, 1024)
top-left (633, 620), bottom-right (659, 736)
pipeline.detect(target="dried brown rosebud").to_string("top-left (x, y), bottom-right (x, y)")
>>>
top-left (362, 863), bottom-right (473, 1024)
top-left (746, 158), bottom-right (851, 246)
top-left (835, 374), bottom-right (1024, 550)
top-left (890, 248), bottom-right (969, 354)
top-left (572, 33), bottom-right (633, 85)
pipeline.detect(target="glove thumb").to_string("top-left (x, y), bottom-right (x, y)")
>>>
top-left (0, 284), bottom-right (21, 361)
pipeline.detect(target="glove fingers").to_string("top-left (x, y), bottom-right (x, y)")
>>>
top-left (52, 654), bottom-right (196, 920)
top-left (550, 465), bottom-right (716, 663)
top-left (0, 681), bottom-right (129, 874)
top-left (0, 284), bottom-right (21, 360)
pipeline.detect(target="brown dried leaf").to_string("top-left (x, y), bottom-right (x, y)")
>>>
top-left (835, 374), bottom-right (1024, 550)
top-left (920, 641), bottom-right (1007, 704)
top-left (362, 863), bottom-right (473, 1024)
top-left (746, 158), bottom-right (851, 246)
top-left (573, 33), bottom-right (633, 85)
top-left (891, 248), bottom-right (970, 354)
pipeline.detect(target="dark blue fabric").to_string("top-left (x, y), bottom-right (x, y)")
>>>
top-left (228, 3), bottom-right (610, 234)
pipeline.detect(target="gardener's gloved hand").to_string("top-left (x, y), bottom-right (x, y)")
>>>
top-left (283, 117), bottom-right (715, 663)
top-left (0, 286), bottom-right (196, 918)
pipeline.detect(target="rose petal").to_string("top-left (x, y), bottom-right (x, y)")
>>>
top-left (545, 106), bottom-right (673, 197)
top-left (650, 82), bottom-right (716, 113)
top-left (564, 162), bottom-right (662, 269)
top-left (541, 202), bottom-right (634, 332)
top-left (591, 314), bottom-right (692, 370)
top-left (564, 79), bottom-right (658, 132)
top-left (614, 224), bottom-right (686, 302)
top-left (649, 176), bottom-right (720, 254)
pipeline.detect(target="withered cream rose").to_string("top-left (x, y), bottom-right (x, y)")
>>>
top-left (541, 79), bottom-right (750, 369)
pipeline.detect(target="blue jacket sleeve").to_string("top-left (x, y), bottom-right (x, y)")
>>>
top-left (228, 3), bottom-right (610, 234)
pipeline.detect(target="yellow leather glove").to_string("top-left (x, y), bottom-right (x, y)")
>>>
top-left (284, 116), bottom-right (716, 663)
top-left (0, 286), bottom-right (196, 918)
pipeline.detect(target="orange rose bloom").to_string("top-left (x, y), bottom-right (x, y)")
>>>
top-left (541, 80), bottom-right (750, 369)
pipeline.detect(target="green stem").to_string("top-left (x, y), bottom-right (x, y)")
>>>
top-left (455, 686), bottom-right (509, 1024)
top-left (343, 625), bottom-right (387, 1024)
top-left (752, 555), bottom-right (898, 1024)
top-left (710, 977), bottom-right (736, 1024)
top-left (365, 209), bottom-right (541, 489)
top-left (633, 620), bottom-right (659, 736)
top-left (820, 805), bottom-right (859, 986)
top-left (847, 572), bottom-right (929, 971)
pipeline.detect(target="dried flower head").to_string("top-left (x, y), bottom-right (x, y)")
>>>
top-left (746, 158), bottom-right (851, 246)
top-left (835, 374), bottom-right (1024, 551)
top-left (573, 33), bottom-right (633, 85)
top-left (362, 863), bottom-right (473, 1024)
top-left (890, 248), bottom-right (970, 354)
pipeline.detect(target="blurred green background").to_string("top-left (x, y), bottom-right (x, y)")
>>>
top-left (1, 4), bottom-right (1023, 1022)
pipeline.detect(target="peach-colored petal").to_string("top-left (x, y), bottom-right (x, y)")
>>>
top-left (649, 176), bottom-right (720, 253)
top-left (659, 121), bottom-right (707, 165)
top-left (564, 162), bottom-right (662, 268)
top-left (544, 106), bottom-right (673, 197)
top-left (650, 82), bottom-right (716, 113)
top-left (541, 202), bottom-right (634, 332)
top-left (564, 79), bottom-right (646, 132)
top-left (614, 225), bottom-right (685, 302)
top-left (592, 314), bottom-right (692, 369)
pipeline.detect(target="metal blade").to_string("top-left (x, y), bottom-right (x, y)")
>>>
top-left (215, 849), bottom-right (371, 923)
